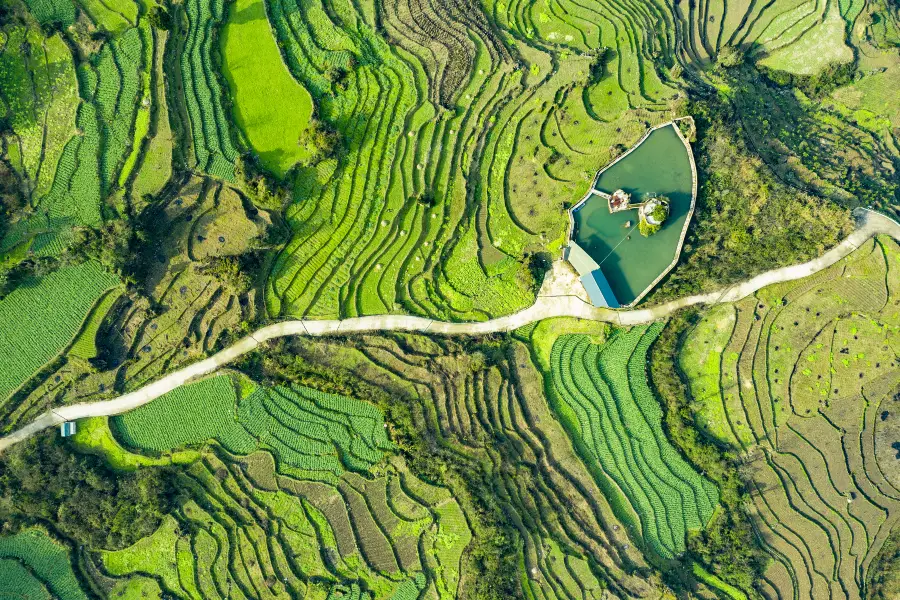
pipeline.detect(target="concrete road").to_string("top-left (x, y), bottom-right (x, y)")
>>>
top-left (0, 208), bottom-right (896, 453)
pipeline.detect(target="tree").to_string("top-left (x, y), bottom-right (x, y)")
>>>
top-left (297, 119), bottom-right (339, 167)
top-left (147, 5), bottom-right (171, 30)
top-left (201, 256), bottom-right (251, 294)
top-left (716, 45), bottom-right (744, 68)
top-left (0, 433), bottom-right (174, 550)
top-left (71, 220), bottom-right (134, 277)
top-left (234, 157), bottom-right (288, 210)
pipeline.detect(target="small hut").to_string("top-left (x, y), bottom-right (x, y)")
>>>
top-left (607, 189), bottom-right (631, 213)
top-left (60, 422), bottom-right (77, 437)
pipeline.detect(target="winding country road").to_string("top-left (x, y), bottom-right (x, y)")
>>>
top-left (0, 208), bottom-right (897, 453)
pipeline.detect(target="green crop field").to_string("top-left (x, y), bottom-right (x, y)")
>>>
top-left (99, 432), bottom-right (466, 597)
top-left (548, 325), bottom-right (720, 558)
top-left (0, 0), bottom-right (898, 595)
top-left (0, 261), bottom-right (119, 409)
top-left (0, 529), bottom-right (88, 600)
top-left (221, 0), bottom-right (313, 177)
top-left (113, 375), bottom-right (395, 479)
top-left (177, 0), bottom-right (240, 179)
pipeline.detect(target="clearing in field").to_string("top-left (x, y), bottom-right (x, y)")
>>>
top-left (221, 0), bottom-right (313, 177)
top-left (568, 123), bottom-right (696, 306)
top-left (758, 6), bottom-right (854, 76)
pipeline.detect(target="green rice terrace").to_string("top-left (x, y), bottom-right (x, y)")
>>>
top-left (0, 0), bottom-right (898, 596)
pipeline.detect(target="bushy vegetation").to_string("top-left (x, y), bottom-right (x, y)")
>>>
top-left (868, 525), bottom-right (900, 600)
top-left (0, 432), bottom-right (174, 550)
top-left (651, 312), bottom-right (764, 592)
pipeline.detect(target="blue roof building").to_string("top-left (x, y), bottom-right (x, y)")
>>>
top-left (564, 242), bottom-right (620, 308)
top-left (579, 270), bottom-right (620, 309)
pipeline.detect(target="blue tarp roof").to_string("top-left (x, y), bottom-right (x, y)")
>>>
top-left (579, 270), bottom-right (620, 309)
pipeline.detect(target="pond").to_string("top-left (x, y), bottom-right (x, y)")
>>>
top-left (571, 123), bottom-right (694, 305)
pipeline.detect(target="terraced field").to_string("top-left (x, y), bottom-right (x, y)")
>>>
top-left (0, 176), bottom-right (262, 431)
top-left (260, 0), bottom-right (681, 321)
top-left (112, 375), bottom-right (396, 480)
top-left (0, 16), bottom-right (159, 256)
top-left (549, 325), bottom-right (719, 559)
top-left (175, 0), bottom-right (239, 180)
top-left (85, 372), bottom-right (470, 600)
top-left (680, 236), bottom-right (900, 599)
top-left (0, 0), bottom-right (898, 596)
top-left (0, 528), bottom-right (88, 600)
top-left (297, 332), bottom-right (666, 598)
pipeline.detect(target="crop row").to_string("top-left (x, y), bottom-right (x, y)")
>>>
top-left (549, 326), bottom-right (718, 559)
top-left (261, 0), bottom-right (616, 321)
top-left (94, 26), bottom-right (145, 195)
top-left (258, 0), bottom-right (698, 322)
top-left (1, 25), bottom-right (150, 258)
top-left (0, 261), bottom-right (119, 410)
top-left (0, 27), bottom-right (78, 202)
top-left (180, 0), bottom-right (239, 179)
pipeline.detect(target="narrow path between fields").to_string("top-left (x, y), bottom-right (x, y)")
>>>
top-left (0, 209), bottom-right (897, 453)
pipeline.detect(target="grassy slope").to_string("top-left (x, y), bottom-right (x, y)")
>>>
top-left (220, 0), bottom-right (313, 177)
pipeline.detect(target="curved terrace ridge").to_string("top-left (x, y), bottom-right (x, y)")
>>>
top-left (0, 209), bottom-right (896, 454)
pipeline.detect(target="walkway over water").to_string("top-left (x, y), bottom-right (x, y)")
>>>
top-left (571, 123), bottom-right (695, 305)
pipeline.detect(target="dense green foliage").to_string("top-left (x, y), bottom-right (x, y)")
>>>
top-left (0, 433), bottom-right (173, 550)
top-left (646, 105), bottom-right (854, 302)
top-left (868, 525), bottom-right (900, 600)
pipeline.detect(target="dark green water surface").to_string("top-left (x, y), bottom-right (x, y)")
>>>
top-left (572, 124), bottom-right (693, 304)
